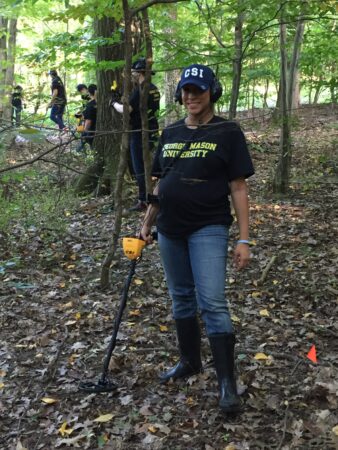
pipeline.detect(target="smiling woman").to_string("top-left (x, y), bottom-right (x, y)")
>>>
top-left (140, 63), bottom-right (255, 414)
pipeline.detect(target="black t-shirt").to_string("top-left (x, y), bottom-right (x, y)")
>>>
top-left (152, 116), bottom-right (255, 238)
top-left (83, 99), bottom-right (97, 132)
top-left (51, 77), bottom-right (67, 105)
top-left (12, 91), bottom-right (22, 108)
top-left (81, 93), bottom-right (90, 110)
top-left (129, 82), bottom-right (160, 130)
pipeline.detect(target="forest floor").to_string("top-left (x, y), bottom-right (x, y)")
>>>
top-left (0, 105), bottom-right (338, 450)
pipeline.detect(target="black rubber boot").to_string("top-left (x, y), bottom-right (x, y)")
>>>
top-left (159, 317), bottom-right (202, 383)
top-left (208, 333), bottom-right (241, 413)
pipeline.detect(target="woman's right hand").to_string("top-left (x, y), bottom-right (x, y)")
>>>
top-left (140, 224), bottom-right (153, 244)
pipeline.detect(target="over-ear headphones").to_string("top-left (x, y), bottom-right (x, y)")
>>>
top-left (174, 70), bottom-right (222, 104)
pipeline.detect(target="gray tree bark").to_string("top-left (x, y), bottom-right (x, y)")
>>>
top-left (229, 5), bottom-right (244, 120)
top-left (287, 18), bottom-right (305, 111)
top-left (74, 16), bottom-right (123, 195)
top-left (3, 19), bottom-right (18, 121)
top-left (273, 21), bottom-right (292, 194)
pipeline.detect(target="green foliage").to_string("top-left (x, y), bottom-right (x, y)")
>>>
top-left (0, 169), bottom-right (79, 232)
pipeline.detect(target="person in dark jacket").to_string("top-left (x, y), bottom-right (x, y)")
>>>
top-left (81, 84), bottom-right (97, 149)
top-left (140, 64), bottom-right (254, 414)
top-left (11, 85), bottom-right (23, 126)
top-left (111, 58), bottom-right (160, 211)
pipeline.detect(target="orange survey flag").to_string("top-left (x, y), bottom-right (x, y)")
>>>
top-left (307, 345), bottom-right (317, 363)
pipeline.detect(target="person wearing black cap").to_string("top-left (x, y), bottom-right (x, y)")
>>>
top-left (81, 84), bottom-right (97, 149)
top-left (76, 84), bottom-right (90, 110)
top-left (140, 64), bottom-right (254, 414)
top-left (47, 69), bottom-right (67, 131)
top-left (11, 85), bottom-right (24, 126)
top-left (111, 57), bottom-right (160, 211)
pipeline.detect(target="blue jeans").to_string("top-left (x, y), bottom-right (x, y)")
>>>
top-left (130, 130), bottom-right (157, 202)
top-left (158, 225), bottom-right (234, 335)
top-left (50, 104), bottom-right (65, 130)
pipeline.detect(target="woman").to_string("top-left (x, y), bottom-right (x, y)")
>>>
top-left (140, 64), bottom-right (254, 413)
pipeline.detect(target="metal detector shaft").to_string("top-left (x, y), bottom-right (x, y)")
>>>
top-left (99, 259), bottom-right (137, 384)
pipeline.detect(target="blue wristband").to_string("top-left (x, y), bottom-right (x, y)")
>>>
top-left (237, 239), bottom-right (250, 245)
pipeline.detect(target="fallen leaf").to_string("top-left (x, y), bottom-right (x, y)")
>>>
top-left (120, 394), bottom-right (133, 405)
top-left (0, 383), bottom-right (5, 389)
top-left (16, 441), bottom-right (28, 450)
top-left (93, 413), bottom-right (114, 423)
top-left (56, 433), bottom-right (89, 446)
top-left (332, 425), bottom-right (338, 436)
top-left (148, 425), bottom-right (158, 433)
top-left (129, 309), bottom-right (141, 316)
top-left (58, 421), bottom-right (74, 437)
top-left (254, 353), bottom-right (270, 360)
top-left (41, 397), bottom-right (58, 405)
top-left (134, 278), bottom-right (143, 285)
top-left (231, 315), bottom-right (241, 323)
top-left (159, 325), bottom-right (168, 332)
top-left (259, 309), bottom-right (270, 317)
top-left (139, 405), bottom-right (152, 416)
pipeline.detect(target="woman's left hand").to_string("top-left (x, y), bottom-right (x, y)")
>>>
top-left (233, 243), bottom-right (250, 270)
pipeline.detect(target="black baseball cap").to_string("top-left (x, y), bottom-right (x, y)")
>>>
top-left (179, 64), bottom-right (215, 91)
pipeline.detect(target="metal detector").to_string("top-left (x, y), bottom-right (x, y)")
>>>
top-left (79, 235), bottom-right (155, 393)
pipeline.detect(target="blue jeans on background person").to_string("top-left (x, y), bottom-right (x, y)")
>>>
top-left (50, 104), bottom-right (65, 130)
top-left (158, 224), bottom-right (234, 336)
top-left (12, 107), bottom-right (22, 126)
top-left (130, 130), bottom-right (157, 202)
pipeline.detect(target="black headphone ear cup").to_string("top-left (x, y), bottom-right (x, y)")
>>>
top-left (174, 82), bottom-right (182, 105)
top-left (210, 78), bottom-right (223, 103)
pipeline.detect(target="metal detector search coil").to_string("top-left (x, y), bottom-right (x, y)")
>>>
top-left (122, 237), bottom-right (145, 260)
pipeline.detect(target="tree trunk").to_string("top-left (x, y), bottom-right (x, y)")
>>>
top-left (100, 0), bottom-right (133, 289)
top-left (273, 20), bottom-right (292, 194)
top-left (263, 78), bottom-right (269, 108)
top-left (287, 18), bottom-right (305, 112)
top-left (229, 5), bottom-right (244, 120)
top-left (0, 17), bottom-right (8, 119)
top-left (164, 6), bottom-right (181, 126)
top-left (74, 16), bottom-right (123, 195)
top-left (3, 19), bottom-right (18, 121)
top-left (140, 9), bottom-right (153, 198)
top-left (313, 77), bottom-right (323, 105)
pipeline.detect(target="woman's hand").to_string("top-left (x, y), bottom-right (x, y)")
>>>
top-left (140, 224), bottom-right (154, 244)
top-left (233, 243), bottom-right (250, 270)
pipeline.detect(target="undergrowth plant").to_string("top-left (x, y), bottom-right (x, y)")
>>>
top-left (0, 168), bottom-right (80, 233)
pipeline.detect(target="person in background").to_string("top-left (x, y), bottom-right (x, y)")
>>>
top-left (47, 69), bottom-right (67, 131)
top-left (76, 84), bottom-right (90, 110)
top-left (75, 84), bottom-right (91, 152)
top-left (140, 64), bottom-right (254, 414)
top-left (11, 85), bottom-right (24, 126)
top-left (111, 57), bottom-right (160, 212)
top-left (81, 84), bottom-right (97, 149)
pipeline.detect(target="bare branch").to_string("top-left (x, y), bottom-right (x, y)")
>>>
top-left (0, 137), bottom-right (76, 174)
top-left (131, 0), bottom-right (189, 16)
